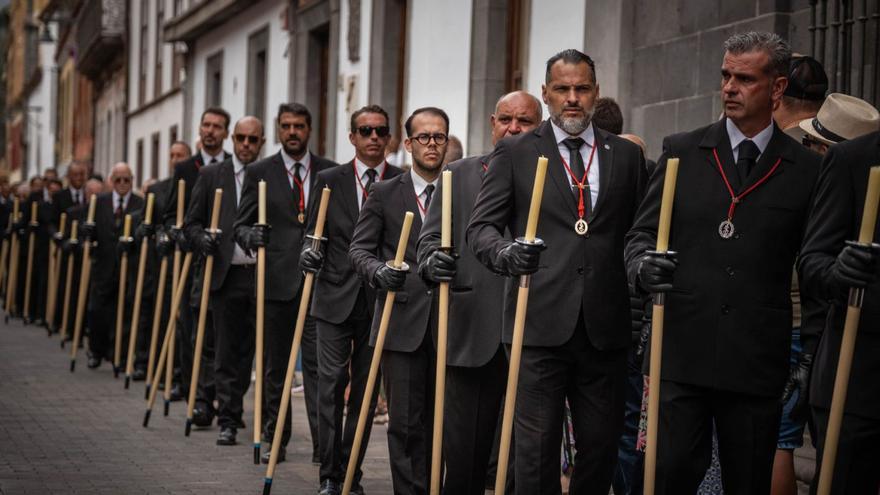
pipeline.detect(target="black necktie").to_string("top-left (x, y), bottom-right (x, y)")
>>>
top-left (423, 184), bottom-right (435, 211)
top-left (737, 140), bottom-right (760, 181)
top-left (364, 168), bottom-right (378, 194)
top-left (563, 137), bottom-right (586, 188)
top-left (210, 157), bottom-right (218, 164)
top-left (292, 162), bottom-right (303, 208)
top-left (115, 197), bottom-right (124, 228)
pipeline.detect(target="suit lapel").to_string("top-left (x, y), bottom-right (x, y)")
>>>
top-left (398, 171), bottom-right (423, 233)
top-left (220, 161), bottom-right (238, 224)
top-left (534, 121), bottom-right (578, 218)
top-left (339, 161), bottom-right (360, 222)
top-left (270, 152), bottom-right (296, 212)
top-left (743, 125), bottom-right (787, 187)
top-left (589, 129), bottom-right (614, 222)
top-left (701, 119), bottom-right (741, 192)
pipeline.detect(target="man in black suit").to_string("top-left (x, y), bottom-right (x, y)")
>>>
top-left (349, 107), bottom-right (449, 494)
top-left (625, 32), bottom-right (821, 494)
top-left (467, 49), bottom-right (647, 494)
top-left (799, 130), bottom-right (880, 494)
top-left (416, 90), bottom-right (542, 494)
top-left (80, 163), bottom-right (145, 369)
top-left (48, 163), bottom-right (87, 334)
top-left (186, 116), bottom-right (265, 446)
top-left (164, 108), bottom-right (231, 425)
top-left (234, 103), bottom-right (336, 463)
top-left (299, 104), bottom-right (403, 495)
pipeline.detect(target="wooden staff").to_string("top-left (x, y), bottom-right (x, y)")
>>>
top-left (341, 210), bottom-right (414, 495)
top-left (816, 165), bottom-right (880, 495)
top-left (113, 214), bottom-right (133, 377)
top-left (430, 170), bottom-right (452, 495)
top-left (124, 193), bottom-right (155, 389)
top-left (46, 213), bottom-right (67, 334)
top-left (4, 198), bottom-right (20, 321)
top-left (643, 158), bottom-right (681, 495)
top-left (70, 195), bottom-right (97, 372)
top-left (164, 179), bottom-right (185, 415)
top-left (23, 201), bottom-right (38, 324)
top-left (143, 250), bottom-right (193, 427)
top-left (185, 189), bottom-right (223, 436)
top-left (145, 248), bottom-right (169, 399)
top-left (493, 156), bottom-right (549, 493)
top-left (59, 220), bottom-right (78, 348)
top-left (253, 180), bottom-right (267, 464)
top-left (263, 187), bottom-right (332, 495)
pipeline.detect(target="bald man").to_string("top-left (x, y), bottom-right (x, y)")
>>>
top-left (416, 90), bottom-right (542, 493)
top-left (80, 163), bottom-right (145, 370)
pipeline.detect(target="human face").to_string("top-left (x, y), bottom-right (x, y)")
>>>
top-left (111, 167), bottom-right (133, 196)
top-left (232, 119), bottom-right (265, 165)
top-left (349, 112), bottom-right (391, 166)
top-left (277, 112), bottom-right (311, 159)
top-left (491, 94), bottom-right (541, 144)
top-left (67, 164), bottom-right (86, 189)
top-left (169, 143), bottom-right (190, 167)
top-left (404, 113), bottom-right (448, 177)
top-left (542, 61), bottom-right (599, 135)
top-left (199, 112), bottom-right (229, 154)
top-left (721, 50), bottom-right (787, 135)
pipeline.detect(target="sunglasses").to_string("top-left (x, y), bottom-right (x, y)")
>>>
top-left (234, 134), bottom-right (261, 144)
top-left (113, 177), bottom-right (132, 184)
top-left (355, 125), bottom-right (391, 138)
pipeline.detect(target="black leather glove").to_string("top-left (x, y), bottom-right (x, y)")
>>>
top-left (61, 239), bottom-right (80, 255)
top-left (373, 264), bottom-right (407, 291)
top-left (156, 231), bottom-right (174, 258)
top-left (831, 243), bottom-right (879, 289)
top-left (240, 225), bottom-right (271, 256)
top-left (135, 222), bottom-right (155, 244)
top-left (781, 352), bottom-right (814, 422)
top-left (496, 241), bottom-right (545, 276)
top-left (168, 227), bottom-right (191, 252)
top-left (419, 250), bottom-right (458, 284)
top-left (299, 246), bottom-right (324, 274)
top-left (78, 222), bottom-right (96, 242)
top-left (116, 236), bottom-right (136, 257)
top-left (193, 230), bottom-right (220, 256)
top-left (637, 252), bottom-right (678, 293)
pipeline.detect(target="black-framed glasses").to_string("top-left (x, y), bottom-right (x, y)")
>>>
top-left (356, 125), bottom-right (391, 138)
top-left (234, 134), bottom-right (261, 144)
top-left (413, 133), bottom-right (448, 146)
top-left (113, 177), bottom-right (132, 184)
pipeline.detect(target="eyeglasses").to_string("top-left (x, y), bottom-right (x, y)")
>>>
top-left (234, 134), bottom-right (261, 144)
top-left (355, 125), bottom-right (391, 138)
top-left (114, 177), bottom-right (132, 184)
top-left (413, 133), bottom-right (448, 146)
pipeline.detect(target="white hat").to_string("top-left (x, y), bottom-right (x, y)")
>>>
top-left (799, 93), bottom-right (880, 145)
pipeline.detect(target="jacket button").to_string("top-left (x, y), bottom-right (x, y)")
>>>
top-left (721, 304), bottom-right (730, 314)
top-left (726, 266), bottom-right (734, 276)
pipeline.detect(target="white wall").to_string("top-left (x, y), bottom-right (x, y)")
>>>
top-left (525, 0), bottom-right (587, 112)
top-left (25, 29), bottom-right (57, 178)
top-left (405, 0), bottom-right (472, 156)
top-left (126, 93), bottom-right (184, 182)
top-left (94, 71), bottom-right (127, 179)
top-left (332, 0), bottom-right (373, 162)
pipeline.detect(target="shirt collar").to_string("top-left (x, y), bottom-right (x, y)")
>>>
top-left (281, 149), bottom-right (311, 174)
top-left (550, 120), bottom-right (596, 149)
top-left (232, 154), bottom-right (246, 175)
top-left (726, 118), bottom-right (774, 155)
top-left (201, 149), bottom-right (225, 165)
top-left (409, 169), bottom-right (437, 197)
top-left (355, 158), bottom-right (386, 180)
top-left (112, 190), bottom-right (130, 206)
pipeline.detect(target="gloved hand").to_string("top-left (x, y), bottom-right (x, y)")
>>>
top-left (299, 246), bottom-right (324, 274)
top-left (496, 241), bottom-right (545, 276)
top-left (116, 236), bottom-right (136, 257)
top-left (52, 232), bottom-right (65, 246)
top-left (781, 353), bottom-right (814, 422)
top-left (168, 227), bottom-right (191, 252)
top-left (61, 239), bottom-right (80, 255)
top-left (78, 222), bottom-right (96, 242)
top-left (239, 225), bottom-right (271, 256)
top-left (419, 250), bottom-right (458, 284)
top-left (193, 230), bottom-right (220, 256)
top-left (831, 243), bottom-right (879, 289)
top-left (637, 252), bottom-right (678, 293)
top-left (135, 222), bottom-right (156, 244)
top-left (373, 264), bottom-right (407, 291)
top-left (156, 231), bottom-right (174, 258)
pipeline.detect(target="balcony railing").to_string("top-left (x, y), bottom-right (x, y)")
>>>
top-left (75, 0), bottom-right (124, 79)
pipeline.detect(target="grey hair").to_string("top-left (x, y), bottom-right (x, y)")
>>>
top-left (723, 31), bottom-right (791, 77)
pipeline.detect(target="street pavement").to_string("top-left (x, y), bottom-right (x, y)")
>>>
top-left (0, 318), bottom-right (393, 494)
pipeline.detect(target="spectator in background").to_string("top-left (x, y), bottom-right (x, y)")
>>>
top-left (443, 135), bottom-right (464, 165)
top-left (773, 55), bottom-right (827, 142)
top-left (593, 97), bottom-right (624, 135)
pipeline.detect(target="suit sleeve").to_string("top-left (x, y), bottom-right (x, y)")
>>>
top-left (349, 185), bottom-right (386, 285)
top-left (303, 172), bottom-right (329, 244)
top-left (233, 165), bottom-right (259, 249)
top-left (184, 169), bottom-right (210, 240)
top-left (162, 164), bottom-right (184, 227)
top-left (465, 141), bottom-right (516, 272)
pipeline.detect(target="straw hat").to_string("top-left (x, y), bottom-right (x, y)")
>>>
top-left (799, 93), bottom-right (880, 145)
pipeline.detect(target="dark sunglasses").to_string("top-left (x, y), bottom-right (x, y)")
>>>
top-left (234, 134), bottom-right (261, 144)
top-left (355, 125), bottom-right (391, 138)
top-left (113, 177), bottom-right (132, 184)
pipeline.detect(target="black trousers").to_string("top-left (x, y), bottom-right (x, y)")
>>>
top-left (191, 302), bottom-right (215, 412)
top-left (811, 406), bottom-right (880, 495)
top-left (57, 253), bottom-right (82, 337)
top-left (655, 380), bottom-right (781, 495)
top-left (382, 329), bottom-right (436, 495)
top-left (316, 289), bottom-right (377, 484)
top-left (513, 324), bottom-right (627, 495)
top-left (213, 265), bottom-right (256, 429)
top-left (443, 346), bottom-right (508, 495)
top-left (87, 287), bottom-right (118, 360)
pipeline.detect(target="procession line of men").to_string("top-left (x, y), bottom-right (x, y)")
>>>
top-left (3, 29), bottom-right (880, 495)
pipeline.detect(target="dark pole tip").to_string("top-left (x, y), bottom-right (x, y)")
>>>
top-left (124, 376), bottom-right (130, 389)
top-left (69, 360), bottom-right (75, 372)
top-left (143, 410), bottom-right (151, 428)
top-left (262, 478), bottom-right (272, 495)
top-left (254, 445), bottom-right (261, 465)
top-left (184, 420), bottom-right (192, 437)
top-left (144, 385), bottom-right (150, 400)
top-left (163, 400), bottom-right (170, 417)
top-left (113, 367), bottom-right (119, 378)
top-left (60, 341), bottom-right (65, 349)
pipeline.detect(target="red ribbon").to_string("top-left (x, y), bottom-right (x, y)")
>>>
top-left (287, 163), bottom-right (311, 216)
top-left (353, 160), bottom-right (388, 201)
top-left (712, 148), bottom-right (782, 221)
top-left (560, 142), bottom-right (598, 221)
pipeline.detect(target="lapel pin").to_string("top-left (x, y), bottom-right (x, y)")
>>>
top-left (604, 144), bottom-right (610, 150)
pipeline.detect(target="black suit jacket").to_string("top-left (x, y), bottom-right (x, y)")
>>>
top-left (625, 118), bottom-right (821, 397)
top-left (233, 151), bottom-right (337, 301)
top-left (799, 131), bottom-right (880, 419)
top-left (162, 152), bottom-right (231, 227)
top-left (349, 171), bottom-right (434, 353)
top-left (467, 120), bottom-right (647, 350)
top-left (50, 188), bottom-right (83, 237)
top-left (89, 192), bottom-right (145, 294)
top-left (418, 154), bottom-right (509, 367)
top-left (307, 161), bottom-right (403, 324)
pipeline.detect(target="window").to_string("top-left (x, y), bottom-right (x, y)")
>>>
top-left (155, 0), bottom-right (164, 96)
top-left (171, 0), bottom-right (184, 88)
top-left (505, 0), bottom-right (529, 91)
top-left (246, 27), bottom-right (269, 123)
top-left (169, 124), bottom-right (178, 146)
top-left (150, 132), bottom-right (160, 182)
top-left (136, 139), bottom-right (144, 187)
top-left (205, 51), bottom-right (223, 108)
top-left (139, 0), bottom-right (149, 105)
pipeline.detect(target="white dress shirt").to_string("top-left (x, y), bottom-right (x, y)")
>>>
top-left (69, 187), bottom-right (84, 205)
top-left (410, 169), bottom-right (438, 221)
top-left (111, 190), bottom-right (131, 212)
top-left (551, 120), bottom-right (600, 208)
top-left (355, 159), bottom-right (387, 210)
top-left (200, 149), bottom-right (225, 166)
top-left (281, 149), bottom-right (312, 207)
top-left (726, 118), bottom-right (773, 162)
top-left (231, 155), bottom-right (255, 266)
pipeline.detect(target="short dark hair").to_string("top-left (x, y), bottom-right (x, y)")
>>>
top-left (170, 140), bottom-right (192, 153)
top-left (546, 49), bottom-right (597, 84)
top-left (277, 103), bottom-right (312, 127)
top-left (350, 105), bottom-right (390, 132)
top-left (404, 107), bottom-right (450, 137)
top-left (201, 107), bottom-right (231, 130)
top-left (592, 97), bottom-right (624, 135)
top-left (48, 178), bottom-right (63, 188)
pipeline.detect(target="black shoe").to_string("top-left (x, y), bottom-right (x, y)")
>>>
top-left (132, 368), bottom-right (147, 381)
top-left (235, 418), bottom-right (246, 429)
top-left (192, 407), bottom-right (215, 427)
top-left (261, 445), bottom-right (286, 464)
top-left (86, 352), bottom-right (102, 369)
top-left (169, 384), bottom-right (184, 401)
top-left (216, 426), bottom-right (237, 446)
top-left (318, 479), bottom-right (340, 495)
top-left (350, 484), bottom-right (365, 495)
top-left (312, 451), bottom-right (320, 465)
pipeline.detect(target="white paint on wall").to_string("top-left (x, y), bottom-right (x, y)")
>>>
top-left (126, 92), bottom-right (184, 183)
top-left (525, 0), bottom-right (586, 113)
top-left (332, 0), bottom-right (373, 163)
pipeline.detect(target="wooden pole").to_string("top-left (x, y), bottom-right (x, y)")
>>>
top-left (5, 198), bottom-right (20, 321)
top-left (643, 158), bottom-right (681, 495)
top-left (263, 188), bottom-right (332, 495)
top-left (493, 156), bottom-right (549, 494)
top-left (125, 193), bottom-right (155, 389)
top-left (22, 201), bottom-right (38, 324)
top-left (164, 179), bottom-right (185, 415)
top-left (59, 220), bottom-right (78, 348)
top-left (46, 213), bottom-right (67, 333)
top-left (430, 170), bottom-right (453, 495)
top-left (185, 189), bottom-right (223, 436)
top-left (816, 165), bottom-right (880, 495)
top-left (254, 180), bottom-right (267, 464)
top-left (70, 195), bottom-right (97, 372)
top-left (341, 210), bottom-right (414, 495)
top-left (113, 214), bottom-right (133, 377)
top-left (145, 255), bottom-right (168, 400)
top-left (0, 229), bottom-right (9, 299)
